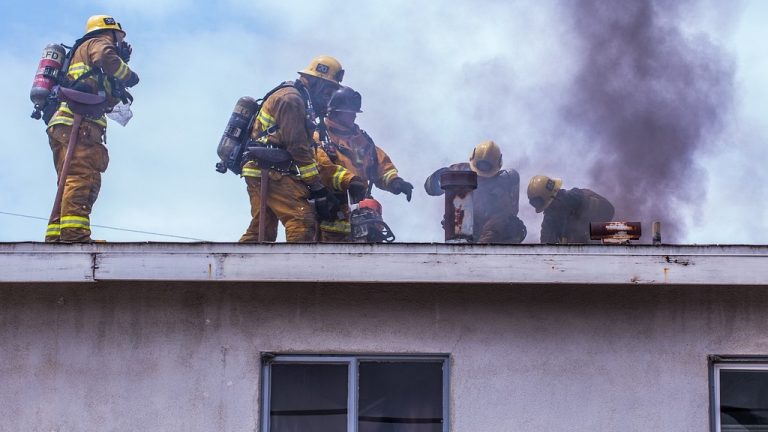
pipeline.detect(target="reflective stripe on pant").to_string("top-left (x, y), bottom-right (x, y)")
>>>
top-left (319, 224), bottom-right (351, 242)
top-left (319, 205), bottom-right (352, 242)
top-left (45, 123), bottom-right (109, 242)
top-left (239, 170), bottom-right (317, 243)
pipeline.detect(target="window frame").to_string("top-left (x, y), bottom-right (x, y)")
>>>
top-left (709, 355), bottom-right (768, 432)
top-left (261, 354), bottom-right (450, 432)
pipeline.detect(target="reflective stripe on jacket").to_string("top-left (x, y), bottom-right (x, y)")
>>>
top-left (316, 149), bottom-right (352, 192)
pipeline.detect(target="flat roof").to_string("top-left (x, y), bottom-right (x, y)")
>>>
top-left (1, 243), bottom-right (766, 285)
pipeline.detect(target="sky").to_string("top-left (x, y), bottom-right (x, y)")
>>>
top-left (0, 0), bottom-right (766, 244)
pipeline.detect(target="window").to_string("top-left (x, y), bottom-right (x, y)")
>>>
top-left (261, 355), bottom-right (448, 432)
top-left (711, 356), bottom-right (768, 432)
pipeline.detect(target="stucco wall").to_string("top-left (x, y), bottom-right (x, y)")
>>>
top-left (2, 282), bottom-right (768, 431)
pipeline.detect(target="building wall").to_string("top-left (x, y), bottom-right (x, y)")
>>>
top-left (2, 282), bottom-right (768, 432)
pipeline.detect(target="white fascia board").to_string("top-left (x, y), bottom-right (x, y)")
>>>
top-left (1, 243), bottom-right (767, 285)
top-left (0, 251), bottom-right (94, 282)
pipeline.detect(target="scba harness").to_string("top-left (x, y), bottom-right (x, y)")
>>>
top-left (30, 34), bottom-right (133, 124)
top-left (215, 80), bottom-right (316, 176)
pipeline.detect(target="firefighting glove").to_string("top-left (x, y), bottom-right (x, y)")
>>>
top-left (347, 177), bottom-right (368, 204)
top-left (390, 178), bottom-right (413, 202)
top-left (424, 167), bottom-right (449, 196)
top-left (308, 182), bottom-right (341, 221)
top-left (118, 41), bottom-right (132, 63)
top-left (124, 72), bottom-right (140, 88)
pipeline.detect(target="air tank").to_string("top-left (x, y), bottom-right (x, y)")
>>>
top-left (216, 96), bottom-right (259, 174)
top-left (30, 43), bottom-right (66, 108)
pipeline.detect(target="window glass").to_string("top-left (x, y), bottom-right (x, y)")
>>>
top-left (358, 361), bottom-right (443, 432)
top-left (720, 370), bottom-right (768, 431)
top-left (270, 363), bottom-right (348, 432)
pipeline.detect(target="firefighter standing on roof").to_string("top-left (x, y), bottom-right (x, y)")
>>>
top-left (424, 141), bottom-right (527, 243)
top-left (527, 175), bottom-right (615, 244)
top-left (315, 86), bottom-right (413, 242)
top-left (239, 56), bottom-right (343, 242)
top-left (45, 15), bottom-right (139, 242)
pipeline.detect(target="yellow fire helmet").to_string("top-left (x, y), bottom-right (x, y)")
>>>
top-left (299, 55), bottom-right (344, 84)
top-left (469, 140), bottom-right (503, 177)
top-left (85, 15), bottom-right (125, 36)
top-left (527, 175), bottom-right (563, 213)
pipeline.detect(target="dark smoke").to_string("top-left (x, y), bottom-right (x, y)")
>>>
top-left (563, 0), bottom-right (734, 242)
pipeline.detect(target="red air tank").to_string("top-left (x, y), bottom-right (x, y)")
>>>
top-left (30, 43), bottom-right (66, 108)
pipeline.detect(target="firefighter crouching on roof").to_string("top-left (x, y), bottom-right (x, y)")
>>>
top-left (315, 86), bottom-right (413, 242)
top-left (239, 56), bottom-right (343, 242)
top-left (527, 175), bottom-right (615, 244)
top-left (424, 140), bottom-right (527, 243)
top-left (45, 15), bottom-right (139, 242)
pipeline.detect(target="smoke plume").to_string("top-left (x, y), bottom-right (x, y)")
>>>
top-left (562, 0), bottom-right (734, 242)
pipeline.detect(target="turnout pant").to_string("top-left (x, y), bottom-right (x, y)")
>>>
top-left (240, 170), bottom-right (317, 243)
top-left (45, 123), bottom-right (109, 242)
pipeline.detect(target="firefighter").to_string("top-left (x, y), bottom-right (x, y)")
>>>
top-left (527, 175), bottom-right (615, 244)
top-left (315, 86), bottom-right (413, 242)
top-left (424, 141), bottom-right (526, 243)
top-left (239, 56), bottom-right (343, 242)
top-left (45, 15), bottom-right (139, 242)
